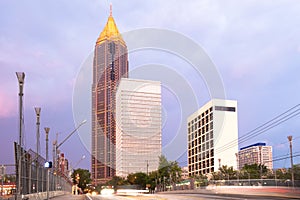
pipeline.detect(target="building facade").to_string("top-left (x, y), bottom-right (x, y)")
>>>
top-left (238, 143), bottom-right (273, 170)
top-left (187, 99), bottom-right (238, 177)
top-left (91, 8), bottom-right (128, 184)
top-left (116, 78), bottom-right (162, 177)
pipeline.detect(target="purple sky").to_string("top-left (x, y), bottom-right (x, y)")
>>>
top-left (1, 0), bottom-right (300, 172)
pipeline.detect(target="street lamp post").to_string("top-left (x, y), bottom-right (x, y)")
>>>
top-left (44, 127), bottom-right (50, 200)
top-left (259, 146), bottom-right (263, 185)
top-left (287, 136), bottom-right (294, 188)
top-left (56, 120), bottom-right (87, 151)
top-left (54, 120), bottom-right (87, 172)
top-left (53, 120), bottom-right (86, 193)
top-left (235, 153), bottom-right (239, 185)
top-left (16, 72), bottom-right (25, 199)
top-left (34, 107), bottom-right (41, 193)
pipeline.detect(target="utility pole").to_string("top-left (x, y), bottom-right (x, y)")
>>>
top-left (1, 165), bottom-right (5, 197)
top-left (16, 72), bottom-right (25, 200)
top-left (34, 107), bottom-right (41, 193)
top-left (235, 153), bottom-right (239, 183)
top-left (146, 160), bottom-right (149, 176)
top-left (44, 127), bottom-right (50, 200)
top-left (259, 146), bottom-right (263, 185)
top-left (287, 135), bottom-right (294, 188)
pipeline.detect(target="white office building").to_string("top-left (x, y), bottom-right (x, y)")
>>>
top-left (238, 143), bottom-right (273, 170)
top-left (116, 78), bottom-right (162, 177)
top-left (187, 99), bottom-right (238, 176)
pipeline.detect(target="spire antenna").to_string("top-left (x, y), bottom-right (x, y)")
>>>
top-left (110, 3), bottom-right (112, 16)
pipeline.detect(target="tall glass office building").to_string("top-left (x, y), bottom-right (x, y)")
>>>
top-left (91, 7), bottom-right (128, 184)
top-left (116, 78), bottom-right (162, 177)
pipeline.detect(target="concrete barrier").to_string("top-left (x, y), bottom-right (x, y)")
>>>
top-left (23, 191), bottom-right (70, 200)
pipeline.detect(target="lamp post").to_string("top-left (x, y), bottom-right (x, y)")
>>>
top-left (16, 72), bottom-right (25, 199)
top-left (259, 146), bottom-right (263, 185)
top-left (54, 120), bottom-right (87, 171)
top-left (287, 136), bottom-right (294, 188)
top-left (34, 107), bottom-right (41, 193)
top-left (53, 120), bottom-right (86, 193)
top-left (44, 127), bottom-right (50, 200)
top-left (56, 120), bottom-right (87, 151)
top-left (235, 153), bottom-right (239, 185)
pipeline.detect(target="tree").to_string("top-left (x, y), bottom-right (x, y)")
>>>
top-left (72, 168), bottom-right (92, 192)
top-left (241, 164), bottom-right (267, 179)
top-left (106, 176), bottom-right (128, 188)
top-left (158, 155), bottom-right (170, 178)
top-left (157, 155), bottom-right (182, 184)
top-left (127, 172), bottom-right (148, 189)
top-left (219, 165), bottom-right (235, 180)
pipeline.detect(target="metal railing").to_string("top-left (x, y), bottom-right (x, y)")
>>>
top-left (14, 142), bottom-right (72, 197)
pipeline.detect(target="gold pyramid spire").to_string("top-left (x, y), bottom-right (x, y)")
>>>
top-left (96, 5), bottom-right (125, 45)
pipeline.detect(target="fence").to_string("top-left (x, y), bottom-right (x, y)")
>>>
top-left (14, 142), bottom-right (72, 196)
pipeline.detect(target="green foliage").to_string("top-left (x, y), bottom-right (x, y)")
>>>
top-left (127, 172), bottom-right (148, 189)
top-left (71, 168), bottom-right (92, 192)
top-left (294, 164), bottom-right (300, 180)
top-left (219, 165), bottom-right (235, 179)
top-left (158, 155), bottom-right (182, 184)
top-left (240, 163), bottom-right (267, 179)
top-left (105, 176), bottom-right (128, 188)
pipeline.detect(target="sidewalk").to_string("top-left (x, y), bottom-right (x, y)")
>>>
top-left (161, 186), bottom-right (300, 199)
top-left (51, 194), bottom-right (85, 200)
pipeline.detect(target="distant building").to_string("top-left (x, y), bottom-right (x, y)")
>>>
top-left (181, 166), bottom-right (189, 180)
top-left (187, 99), bottom-right (238, 176)
top-left (238, 143), bottom-right (273, 169)
top-left (116, 78), bottom-right (162, 177)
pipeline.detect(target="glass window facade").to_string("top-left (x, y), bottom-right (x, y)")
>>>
top-left (116, 79), bottom-right (162, 177)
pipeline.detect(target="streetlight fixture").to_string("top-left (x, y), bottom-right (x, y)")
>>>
top-left (287, 135), bottom-right (294, 188)
top-left (34, 107), bottom-right (41, 193)
top-left (56, 120), bottom-right (87, 150)
top-left (54, 120), bottom-right (87, 174)
top-left (16, 72), bottom-right (25, 199)
top-left (44, 127), bottom-right (50, 200)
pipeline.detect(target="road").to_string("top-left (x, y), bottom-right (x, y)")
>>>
top-left (85, 193), bottom-right (300, 200)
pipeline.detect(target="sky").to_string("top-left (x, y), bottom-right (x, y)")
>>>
top-left (0, 0), bottom-right (300, 173)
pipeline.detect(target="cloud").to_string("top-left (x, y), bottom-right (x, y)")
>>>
top-left (0, 90), bottom-right (16, 118)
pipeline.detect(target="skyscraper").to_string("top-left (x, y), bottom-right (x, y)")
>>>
top-left (91, 7), bottom-right (128, 184)
top-left (116, 78), bottom-right (162, 177)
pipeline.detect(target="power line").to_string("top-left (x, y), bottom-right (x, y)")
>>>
top-left (215, 104), bottom-right (300, 154)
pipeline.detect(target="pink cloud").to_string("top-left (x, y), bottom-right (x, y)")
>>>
top-left (0, 90), bottom-right (16, 118)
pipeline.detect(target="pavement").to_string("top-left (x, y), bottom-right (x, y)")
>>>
top-left (51, 194), bottom-right (86, 200)
top-left (161, 186), bottom-right (300, 199)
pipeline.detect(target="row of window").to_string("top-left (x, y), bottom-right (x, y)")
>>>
top-left (189, 167), bottom-right (214, 176)
top-left (189, 140), bottom-right (214, 155)
top-left (189, 107), bottom-right (213, 126)
top-left (189, 126), bottom-right (213, 143)
top-left (188, 113), bottom-right (213, 132)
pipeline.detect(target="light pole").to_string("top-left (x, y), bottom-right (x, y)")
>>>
top-left (56, 120), bottom-right (87, 151)
top-left (287, 136), bottom-right (294, 188)
top-left (44, 127), bottom-right (50, 200)
top-left (259, 146), bottom-right (263, 185)
top-left (55, 120), bottom-right (87, 172)
top-left (16, 72), bottom-right (25, 199)
top-left (34, 107), bottom-right (41, 193)
top-left (54, 120), bottom-right (86, 192)
top-left (1, 165), bottom-right (5, 196)
top-left (235, 153), bottom-right (239, 185)
top-left (146, 160), bottom-right (149, 176)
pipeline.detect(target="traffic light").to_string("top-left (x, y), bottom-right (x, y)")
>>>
top-left (44, 161), bottom-right (52, 168)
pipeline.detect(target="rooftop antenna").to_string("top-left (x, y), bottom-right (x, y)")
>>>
top-left (110, 3), bottom-right (112, 16)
